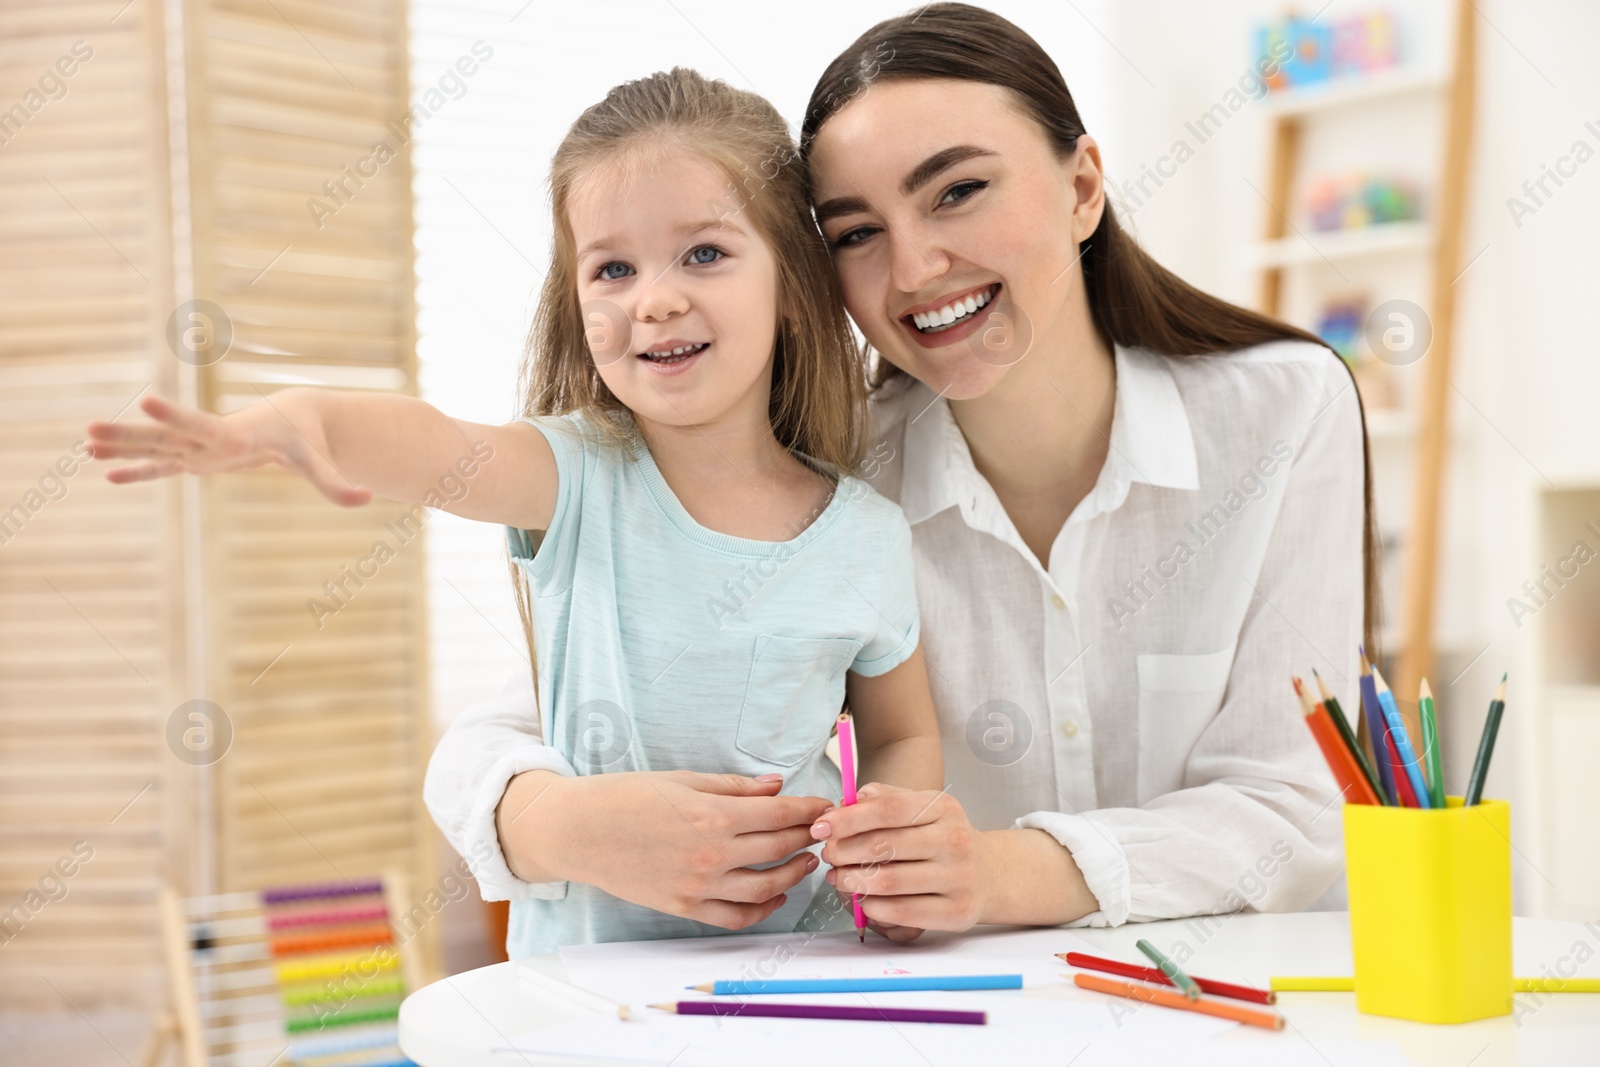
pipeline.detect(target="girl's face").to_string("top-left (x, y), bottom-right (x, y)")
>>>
top-left (808, 78), bottom-right (1104, 400)
top-left (569, 149), bottom-right (782, 434)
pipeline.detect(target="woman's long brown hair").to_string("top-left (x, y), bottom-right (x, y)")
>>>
top-left (800, 2), bottom-right (1381, 655)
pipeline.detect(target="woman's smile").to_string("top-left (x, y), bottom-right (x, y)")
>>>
top-left (900, 282), bottom-right (1002, 349)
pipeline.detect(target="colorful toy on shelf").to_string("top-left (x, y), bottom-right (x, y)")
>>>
top-left (1316, 298), bottom-right (1366, 361)
top-left (1256, 8), bottom-right (1399, 92)
top-left (1306, 173), bottom-right (1422, 232)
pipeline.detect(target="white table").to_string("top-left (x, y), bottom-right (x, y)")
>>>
top-left (399, 912), bottom-right (1600, 1066)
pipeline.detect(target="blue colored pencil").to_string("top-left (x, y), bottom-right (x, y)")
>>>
top-left (1372, 665), bottom-right (1432, 809)
top-left (1357, 649), bottom-right (1397, 804)
top-left (690, 975), bottom-right (1023, 995)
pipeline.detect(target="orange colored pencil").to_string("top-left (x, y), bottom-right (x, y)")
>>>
top-left (1070, 972), bottom-right (1285, 1030)
top-left (1293, 678), bottom-right (1381, 806)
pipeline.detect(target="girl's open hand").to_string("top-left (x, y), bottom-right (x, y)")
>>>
top-left (813, 781), bottom-right (988, 937)
top-left (86, 394), bottom-right (371, 506)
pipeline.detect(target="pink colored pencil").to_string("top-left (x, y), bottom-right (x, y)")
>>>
top-left (836, 713), bottom-right (866, 942)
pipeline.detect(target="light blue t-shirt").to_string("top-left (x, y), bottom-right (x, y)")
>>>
top-left (503, 411), bottom-right (920, 958)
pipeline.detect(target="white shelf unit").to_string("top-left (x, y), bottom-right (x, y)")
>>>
top-left (1250, 1), bottom-right (1475, 700)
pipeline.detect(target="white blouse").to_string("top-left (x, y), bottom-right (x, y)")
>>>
top-left (424, 340), bottom-right (1364, 926)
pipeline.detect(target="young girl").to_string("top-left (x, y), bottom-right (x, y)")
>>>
top-left (88, 68), bottom-right (942, 957)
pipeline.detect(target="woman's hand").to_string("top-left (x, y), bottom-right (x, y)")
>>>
top-left (498, 769), bottom-right (834, 931)
top-left (86, 393), bottom-right (372, 506)
top-left (812, 782), bottom-right (988, 938)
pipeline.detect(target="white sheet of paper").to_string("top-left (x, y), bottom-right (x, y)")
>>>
top-left (557, 925), bottom-right (1095, 1007)
top-left (497, 991), bottom-right (1236, 1066)
top-left (494, 926), bottom-right (1247, 1064)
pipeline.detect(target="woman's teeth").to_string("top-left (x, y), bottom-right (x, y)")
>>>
top-left (640, 342), bottom-right (708, 363)
top-left (911, 287), bottom-right (993, 333)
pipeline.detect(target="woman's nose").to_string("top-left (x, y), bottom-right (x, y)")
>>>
top-left (887, 225), bottom-right (953, 296)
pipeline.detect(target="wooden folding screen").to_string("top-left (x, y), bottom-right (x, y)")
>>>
top-left (0, 0), bottom-right (437, 1011)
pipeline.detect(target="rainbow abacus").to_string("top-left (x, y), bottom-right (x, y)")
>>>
top-left (162, 873), bottom-right (422, 1067)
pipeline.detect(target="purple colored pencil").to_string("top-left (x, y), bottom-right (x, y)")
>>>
top-left (652, 1001), bottom-right (986, 1025)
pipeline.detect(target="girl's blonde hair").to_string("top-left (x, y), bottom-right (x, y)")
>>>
top-left (512, 67), bottom-right (868, 687)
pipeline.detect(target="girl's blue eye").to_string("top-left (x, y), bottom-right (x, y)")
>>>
top-left (598, 261), bottom-right (632, 281)
top-left (939, 179), bottom-right (988, 206)
top-left (687, 245), bottom-right (723, 265)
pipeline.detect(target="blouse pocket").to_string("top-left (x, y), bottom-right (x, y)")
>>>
top-left (737, 635), bottom-right (861, 768)
top-left (1135, 644), bottom-right (1237, 799)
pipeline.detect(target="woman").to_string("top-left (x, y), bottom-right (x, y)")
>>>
top-left (425, 3), bottom-right (1372, 939)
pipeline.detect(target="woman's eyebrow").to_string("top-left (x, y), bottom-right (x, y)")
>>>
top-left (814, 144), bottom-right (998, 225)
top-left (901, 144), bottom-right (996, 196)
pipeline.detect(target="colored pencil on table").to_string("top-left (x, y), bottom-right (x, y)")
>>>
top-left (652, 1001), bottom-right (986, 1025)
top-left (1357, 649), bottom-right (1398, 804)
top-left (1135, 939), bottom-right (1201, 1000)
top-left (836, 712), bottom-right (866, 943)
top-left (1419, 678), bottom-right (1446, 809)
top-left (1313, 669), bottom-right (1388, 805)
top-left (1272, 975), bottom-right (1600, 994)
top-left (1294, 678), bottom-right (1382, 806)
top-left (1464, 674), bottom-right (1508, 806)
top-left (1056, 951), bottom-right (1276, 1004)
top-left (1372, 662), bottom-right (1432, 808)
top-left (691, 975), bottom-right (1022, 995)
top-left (1069, 973), bottom-right (1285, 1030)
top-left (516, 965), bottom-right (632, 1019)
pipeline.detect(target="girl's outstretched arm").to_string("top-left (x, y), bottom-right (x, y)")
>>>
top-left (86, 389), bottom-right (557, 531)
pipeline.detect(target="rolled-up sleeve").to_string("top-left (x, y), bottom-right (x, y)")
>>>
top-left (423, 667), bottom-right (577, 902)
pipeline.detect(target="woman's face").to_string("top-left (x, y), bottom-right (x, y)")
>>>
top-left (809, 78), bottom-right (1104, 400)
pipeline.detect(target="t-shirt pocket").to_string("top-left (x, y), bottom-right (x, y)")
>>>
top-left (1135, 644), bottom-right (1237, 799)
top-left (737, 635), bottom-right (861, 768)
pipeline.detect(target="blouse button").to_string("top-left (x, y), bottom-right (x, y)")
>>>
top-left (1059, 721), bottom-right (1079, 738)
top-left (1051, 594), bottom-right (1066, 609)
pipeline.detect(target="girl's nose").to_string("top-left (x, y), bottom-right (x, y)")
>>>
top-left (634, 275), bottom-right (691, 323)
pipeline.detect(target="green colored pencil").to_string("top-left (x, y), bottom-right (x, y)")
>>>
top-left (1419, 678), bottom-right (1445, 809)
top-left (1136, 939), bottom-right (1200, 1001)
top-left (1313, 669), bottom-right (1389, 805)
top-left (1463, 674), bottom-right (1507, 806)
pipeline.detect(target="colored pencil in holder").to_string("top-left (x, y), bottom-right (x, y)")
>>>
top-left (1419, 678), bottom-right (1446, 809)
top-left (1372, 662), bottom-right (1432, 808)
top-left (1313, 669), bottom-right (1388, 804)
top-left (1294, 678), bottom-right (1382, 806)
top-left (1357, 649), bottom-right (1398, 804)
top-left (1464, 674), bottom-right (1508, 806)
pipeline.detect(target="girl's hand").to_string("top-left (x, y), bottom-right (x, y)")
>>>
top-left (813, 782), bottom-right (989, 936)
top-left (86, 394), bottom-right (372, 506)
top-left (499, 769), bottom-right (834, 931)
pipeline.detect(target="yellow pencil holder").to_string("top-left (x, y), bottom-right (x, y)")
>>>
top-left (1344, 797), bottom-right (1512, 1024)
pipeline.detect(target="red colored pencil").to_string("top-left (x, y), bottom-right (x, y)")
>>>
top-left (1384, 728), bottom-right (1421, 807)
top-left (1056, 952), bottom-right (1276, 1005)
top-left (1293, 678), bottom-right (1382, 806)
